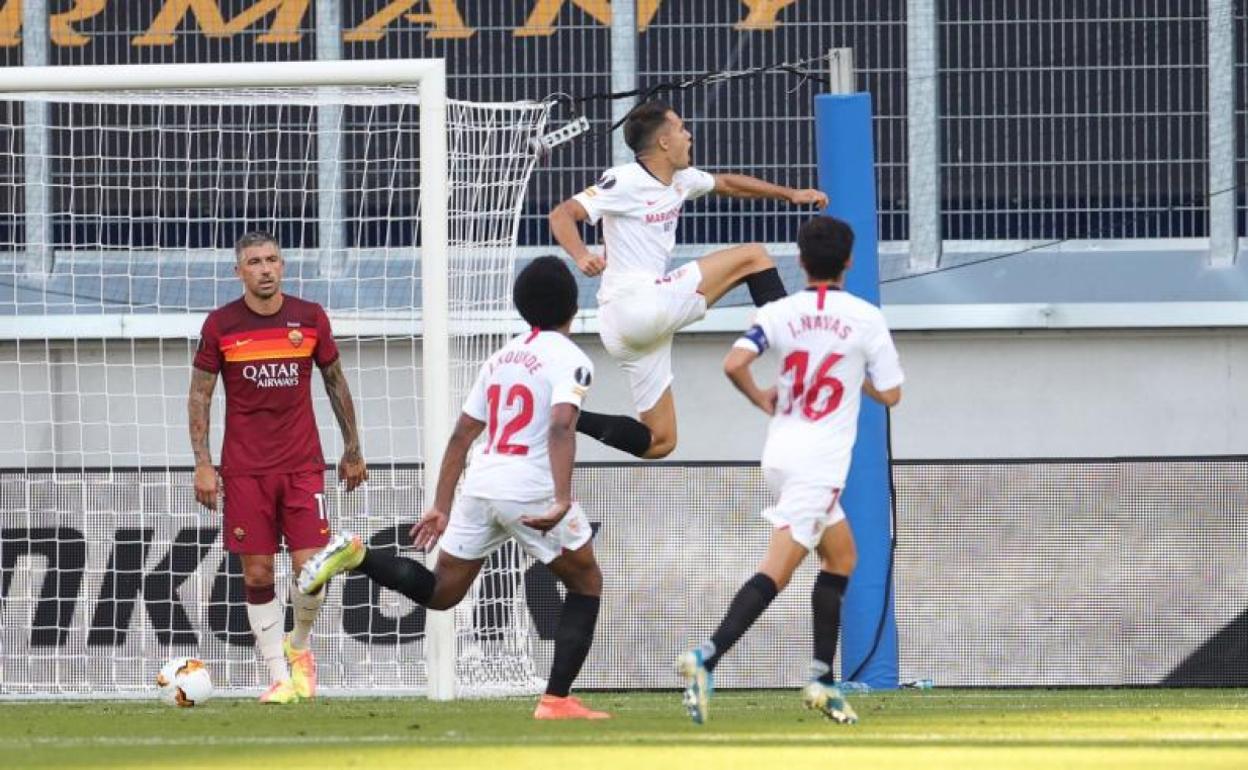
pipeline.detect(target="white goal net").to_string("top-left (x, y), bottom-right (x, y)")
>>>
top-left (0, 61), bottom-right (551, 697)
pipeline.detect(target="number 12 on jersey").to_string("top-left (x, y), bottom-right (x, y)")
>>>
top-left (779, 350), bottom-right (845, 420)
top-left (484, 383), bottom-right (534, 455)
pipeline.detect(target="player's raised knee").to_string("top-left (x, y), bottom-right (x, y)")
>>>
top-left (644, 430), bottom-right (677, 459)
top-left (724, 242), bottom-right (773, 279)
top-left (741, 242), bottom-right (773, 270)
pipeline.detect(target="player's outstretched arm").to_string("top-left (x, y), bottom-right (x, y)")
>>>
top-left (187, 368), bottom-right (219, 510)
top-left (321, 359), bottom-right (369, 492)
top-left (723, 346), bottom-right (777, 416)
top-left (522, 404), bottom-right (578, 532)
top-left (712, 173), bottom-right (829, 208)
top-left (863, 380), bottom-right (902, 408)
top-left (412, 413), bottom-right (485, 550)
top-left (549, 198), bottom-right (606, 277)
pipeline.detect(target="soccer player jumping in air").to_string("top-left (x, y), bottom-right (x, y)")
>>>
top-left (677, 216), bottom-right (904, 725)
top-left (549, 100), bottom-right (828, 459)
top-left (299, 256), bottom-right (609, 720)
top-left (189, 231), bottom-right (369, 704)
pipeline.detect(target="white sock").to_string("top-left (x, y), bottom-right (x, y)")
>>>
top-left (246, 598), bottom-right (289, 683)
top-left (287, 578), bottom-right (324, 650)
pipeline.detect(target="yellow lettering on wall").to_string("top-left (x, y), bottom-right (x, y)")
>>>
top-left (344, 1), bottom-right (473, 42)
top-left (735, 0), bottom-right (797, 31)
top-left (0, 0), bottom-right (19, 48)
top-left (133, 0), bottom-right (309, 46)
top-left (514, 1), bottom-right (666, 37)
top-left (405, 0), bottom-right (473, 39)
top-left (1, 0), bottom-right (786, 50)
top-left (51, 0), bottom-right (108, 48)
top-left (636, 0), bottom-right (661, 32)
top-left (515, 0), bottom-right (611, 38)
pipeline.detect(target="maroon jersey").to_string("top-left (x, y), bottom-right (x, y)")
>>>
top-left (193, 295), bottom-right (339, 477)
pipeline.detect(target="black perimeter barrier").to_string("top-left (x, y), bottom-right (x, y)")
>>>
top-left (2, 458), bottom-right (1245, 693)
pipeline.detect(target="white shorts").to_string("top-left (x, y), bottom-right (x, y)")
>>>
top-left (760, 466), bottom-right (847, 551)
top-left (439, 495), bottom-right (593, 565)
top-left (598, 262), bottom-right (707, 413)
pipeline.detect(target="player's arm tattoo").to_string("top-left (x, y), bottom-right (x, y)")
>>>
top-left (321, 359), bottom-right (363, 461)
top-left (187, 368), bottom-right (217, 467)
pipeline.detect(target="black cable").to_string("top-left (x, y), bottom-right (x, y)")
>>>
top-left (544, 51), bottom-right (834, 134)
top-left (845, 406), bottom-right (898, 684)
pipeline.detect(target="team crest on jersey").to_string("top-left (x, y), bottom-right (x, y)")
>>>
top-left (597, 174), bottom-right (617, 190)
top-left (574, 367), bottom-right (592, 387)
top-left (233, 527), bottom-right (246, 542)
top-left (287, 328), bottom-right (304, 347)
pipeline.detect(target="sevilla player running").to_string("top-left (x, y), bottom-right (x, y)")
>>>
top-left (677, 216), bottom-right (903, 725)
top-left (299, 256), bottom-right (609, 719)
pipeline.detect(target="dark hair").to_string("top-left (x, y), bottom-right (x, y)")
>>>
top-left (797, 216), bottom-right (855, 281)
top-left (234, 230), bottom-right (280, 260)
top-left (513, 255), bottom-right (579, 329)
top-left (623, 100), bottom-right (675, 154)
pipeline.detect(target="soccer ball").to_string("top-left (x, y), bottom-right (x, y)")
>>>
top-left (156, 657), bottom-right (213, 707)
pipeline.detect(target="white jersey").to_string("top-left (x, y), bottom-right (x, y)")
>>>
top-left (573, 162), bottom-right (716, 302)
top-left (460, 330), bottom-right (594, 501)
top-left (735, 286), bottom-right (904, 484)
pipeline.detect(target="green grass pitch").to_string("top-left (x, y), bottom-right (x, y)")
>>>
top-left (3, 689), bottom-right (1248, 769)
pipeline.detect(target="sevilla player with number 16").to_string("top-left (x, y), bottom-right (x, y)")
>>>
top-left (677, 216), bottom-right (904, 726)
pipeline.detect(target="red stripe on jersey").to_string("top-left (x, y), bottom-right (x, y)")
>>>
top-left (219, 327), bottom-right (318, 348)
top-left (225, 346), bottom-right (315, 363)
top-left (524, 327), bottom-right (540, 344)
top-left (221, 328), bottom-right (318, 363)
top-left (817, 284), bottom-right (828, 311)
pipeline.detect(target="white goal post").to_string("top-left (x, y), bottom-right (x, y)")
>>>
top-left (0, 60), bottom-right (551, 699)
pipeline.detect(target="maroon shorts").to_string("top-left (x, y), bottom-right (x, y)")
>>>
top-left (222, 471), bottom-right (329, 555)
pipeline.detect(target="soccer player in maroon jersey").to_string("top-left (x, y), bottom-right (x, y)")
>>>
top-left (187, 231), bottom-right (368, 704)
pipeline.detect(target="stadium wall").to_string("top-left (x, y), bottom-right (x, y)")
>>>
top-left (5, 457), bottom-right (1247, 690)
